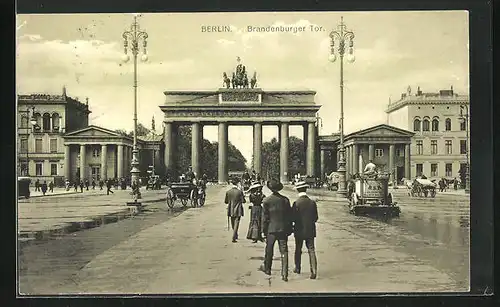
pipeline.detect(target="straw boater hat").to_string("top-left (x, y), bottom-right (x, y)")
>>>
top-left (249, 182), bottom-right (263, 191)
top-left (295, 181), bottom-right (309, 190)
top-left (266, 178), bottom-right (283, 192)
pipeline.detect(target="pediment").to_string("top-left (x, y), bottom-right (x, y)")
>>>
top-left (64, 125), bottom-right (122, 138)
top-left (351, 124), bottom-right (414, 138)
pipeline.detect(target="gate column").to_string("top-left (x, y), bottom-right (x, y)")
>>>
top-left (163, 122), bottom-right (174, 177)
top-left (307, 121), bottom-right (316, 176)
top-left (191, 122), bottom-right (202, 178)
top-left (320, 148), bottom-right (325, 180)
top-left (253, 122), bottom-right (262, 176)
top-left (280, 122), bottom-right (289, 183)
top-left (404, 143), bottom-right (411, 179)
top-left (218, 122), bottom-right (228, 184)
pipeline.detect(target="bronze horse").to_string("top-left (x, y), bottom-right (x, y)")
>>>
top-left (250, 72), bottom-right (257, 89)
top-left (222, 72), bottom-right (231, 89)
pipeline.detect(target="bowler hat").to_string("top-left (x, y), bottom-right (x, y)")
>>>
top-left (294, 181), bottom-right (309, 190)
top-left (266, 178), bottom-right (283, 192)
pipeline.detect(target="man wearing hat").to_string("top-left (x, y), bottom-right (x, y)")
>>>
top-left (260, 178), bottom-right (293, 282)
top-left (225, 178), bottom-right (246, 243)
top-left (291, 181), bottom-right (318, 279)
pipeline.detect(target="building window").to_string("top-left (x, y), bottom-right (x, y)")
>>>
top-left (416, 140), bottom-right (423, 155)
top-left (416, 164), bottom-right (423, 177)
top-left (445, 118), bottom-right (451, 131)
top-left (460, 140), bottom-right (467, 154)
top-left (431, 140), bottom-right (438, 154)
top-left (432, 118), bottom-right (439, 131)
top-left (35, 162), bottom-right (43, 176)
top-left (413, 118), bottom-right (421, 131)
top-left (445, 163), bottom-right (453, 177)
top-left (431, 163), bottom-right (438, 177)
top-left (52, 113), bottom-right (60, 131)
top-left (33, 113), bottom-right (42, 132)
top-left (42, 113), bottom-right (51, 131)
top-left (375, 149), bottom-right (384, 157)
top-left (396, 149), bottom-right (404, 157)
top-left (50, 139), bottom-right (58, 153)
top-left (92, 148), bottom-right (100, 157)
top-left (50, 163), bottom-right (58, 175)
top-left (445, 140), bottom-right (452, 154)
top-left (20, 138), bottom-right (28, 152)
top-left (20, 116), bottom-right (28, 128)
top-left (20, 162), bottom-right (28, 176)
top-left (35, 139), bottom-right (43, 152)
top-left (422, 119), bottom-right (430, 131)
top-left (460, 119), bottom-right (466, 131)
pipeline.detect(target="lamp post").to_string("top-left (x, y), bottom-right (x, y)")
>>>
top-left (20, 106), bottom-right (37, 176)
top-left (151, 116), bottom-right (156, 177)
top-left (459, 104), bottom-right (470, 194)
top-left (122, 14), bottom-right (148, 188)
top-left (329, 16), bottom-right (355, 197)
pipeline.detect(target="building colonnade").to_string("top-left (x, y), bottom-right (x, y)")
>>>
top-left (163, 120), bottom-right (318, 184)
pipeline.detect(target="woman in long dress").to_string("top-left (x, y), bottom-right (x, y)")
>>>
top-left (246, 182), bottom-right (265, 243)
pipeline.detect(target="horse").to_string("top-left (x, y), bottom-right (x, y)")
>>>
top-left (250, 72), bottom-right (257, 89)
top-left (222, 72), bottom-right (231, 89)
top-left (231, 72), bottom-right (237, 88)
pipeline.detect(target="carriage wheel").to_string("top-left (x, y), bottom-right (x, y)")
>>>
top-left (199, 191), bottom-right (206, 206)
top-left (424, 190), bottom-right (429, 197)
top-left (190, 190), bottom-right (197, 208)
top-left (430, 189), bottom-right (436, 198)
top-left (166, 189), bottom-right (175, 209)
top-left (181, 198), bottom-right (188, 207)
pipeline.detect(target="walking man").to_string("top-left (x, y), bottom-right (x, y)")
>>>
top-left (106, 179), bottom-right (114, 195)
top-left (260, 178), bottom-right (293, 282)
top-left (224, 178), bottom-right (246, 243)
top-left (41, 180), bottom-right (48, 196)
top-left (48, 181), bottom-right (54, 193)
top-left (35, 179), bottom-right (40, 192)
top-left (292, 181), bottom-right (318, 279)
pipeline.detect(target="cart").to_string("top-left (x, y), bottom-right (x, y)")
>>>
top-left (18, 177), bottom-right (31, 199)
top-left (165, 181), bottom-right (196, 209)
top-left (348, 173), bottom-right (400, 217)
top-left (190, 179), bottom-right (207, 207)
top-left (409, 178), bottom-right (437, 198)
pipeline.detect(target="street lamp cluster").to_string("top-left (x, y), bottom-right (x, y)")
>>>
top-left (121, 14), bottom-right (149, 190)
top-left (329, 16), bottom-right (355, 197)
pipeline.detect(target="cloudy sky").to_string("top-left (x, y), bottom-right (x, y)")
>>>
top-left (16, 11), bottom-right (469, 165)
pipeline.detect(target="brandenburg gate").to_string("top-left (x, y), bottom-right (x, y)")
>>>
top-left (160, 62), bottom-right (321, 184)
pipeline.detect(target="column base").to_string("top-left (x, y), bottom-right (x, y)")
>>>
top-left (336, 189), bottom-right (348, 197)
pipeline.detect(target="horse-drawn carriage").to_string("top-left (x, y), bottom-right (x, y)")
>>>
top-left (348, 173), bottom-right (401, 217)
top-left (407, 178), bottom-right (437, 198)
top-left (165, 179), bottom-right (206, 209)
top-left (326, 172), bottom-right (341, 191)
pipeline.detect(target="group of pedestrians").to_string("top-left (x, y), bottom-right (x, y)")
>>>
top-left (64, 178), bottom-right (117, 195)
top-left (224, 177), bottom-right (319, 282)
top-left (34, 179), bottom-right (54, 196)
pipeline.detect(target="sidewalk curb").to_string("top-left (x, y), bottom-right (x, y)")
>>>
top-left (17, 195), bottom-right (166, 249)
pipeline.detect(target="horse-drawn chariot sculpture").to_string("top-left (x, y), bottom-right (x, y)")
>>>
top-left (348, 172), bottom-right (401, 217)
top-left (222, 57), bottom-right (258, 89)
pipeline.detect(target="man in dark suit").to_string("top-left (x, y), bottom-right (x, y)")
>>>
top-left (225, 178), bottom-right (246, 243)
top-left (260, 178), bottom-right (293, 282)
top-left (292, 181), bottom-right (318, 279)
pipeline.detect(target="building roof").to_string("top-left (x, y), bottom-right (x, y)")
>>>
top-left (385, 87), bottom-right (469, 113)
top-left (17, 90), bottom-right (91, 113)
top-left (138, 134), bottom-right (164, 142)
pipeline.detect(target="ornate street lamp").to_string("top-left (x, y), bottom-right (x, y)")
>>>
top-left (329, 16), bottom-right (355, 197)
top-left (459, 104), bottom-right (470, 194)
top-left (122, 14), bottom-right (149, 189)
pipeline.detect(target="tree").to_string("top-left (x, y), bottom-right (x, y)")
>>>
top-left (261, 136), bottom-right (306, 180)
top-left (114, 123), bottom-right (151, 137)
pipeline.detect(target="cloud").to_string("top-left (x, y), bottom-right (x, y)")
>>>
top-left (19, 34), bottom-right (42, 41)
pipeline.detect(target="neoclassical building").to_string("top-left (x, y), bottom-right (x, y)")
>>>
top-left (17, 89), bottom-right (162, 185)
top-left (318, 124), bottom-right (414, 183)
top-left (386, 86), bottom-right (469, 180)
